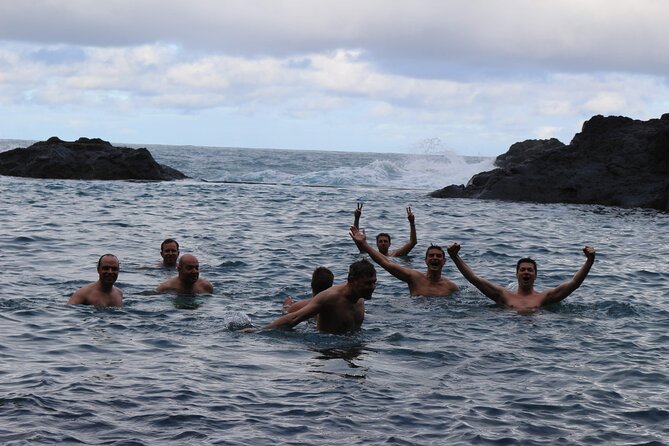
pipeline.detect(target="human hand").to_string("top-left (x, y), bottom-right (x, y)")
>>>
top-left (355, 202), bottom-right (363, 219)
top-left (447, 242), bottom-right (461, 257)
top-left (406, 206), bottom-right (415, 224)
top-left (349, 225), bottom-right (366, 243)
top-left (583, 246), bottom-right (596, 261)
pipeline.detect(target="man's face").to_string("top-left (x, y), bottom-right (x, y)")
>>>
top-left (516, 262), bottom-right (537, 288)
top-left (376, 236), bottom-right (391, 254)
top-left (178, 258), bottom-right (200, 285)
top-left (161, 242), bottom-right (179, 266)
top-left (425, 248), bottom-right (446, 270)
top-left (97, 257), bottom-right (120, 287)
top-left (353, 274), bottom-right (377, 300)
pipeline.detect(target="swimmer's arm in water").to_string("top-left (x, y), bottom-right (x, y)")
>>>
top-left (259, 297), bottom-right (325, 331)
top-left (541, 246), bottom-right (596, 306)
top-left (448, 243), bottom-right (507, 305)
top-left (391, 206), bottom-right (417, 257)
top-left (350, 226), bottom-right (414, 283)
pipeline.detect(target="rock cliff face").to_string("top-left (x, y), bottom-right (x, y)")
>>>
top-left (430, 114), bottom-right (669, 211)
top-left (0, 137), bottom-right (188, 181)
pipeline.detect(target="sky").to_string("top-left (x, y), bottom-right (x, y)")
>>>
top-left (1, 1), bottom-right (668, 156)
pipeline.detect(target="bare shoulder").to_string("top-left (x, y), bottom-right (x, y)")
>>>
top-left (157, 277), bottom-right (177, 291)
top-left (68, 283), bottom-right (93, 304)
top-left (198, 278), bottom-right (214, 293)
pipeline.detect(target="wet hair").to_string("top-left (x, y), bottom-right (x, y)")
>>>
top-left (311, 267), bottom-right (334, 295)
top-left (161, 238), bottom-right (180, 252)
top-left (97, 253), bottom-right (119, 269)
top-left (516, 257), bottom-right (537, 273)
top-left (425, 244), bottom-right (445, 259)
top-left (376, 233), bottom-right (392, 243)
top-left (347, 259), bottom-right (376, 281)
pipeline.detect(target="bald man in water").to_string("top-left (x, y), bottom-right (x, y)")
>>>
top-left (447, 243), bottom-right (596, 311)
top-left (68, 254), bottom-right (124, 307)
top-left (156, 253), bottom-right (214, 294)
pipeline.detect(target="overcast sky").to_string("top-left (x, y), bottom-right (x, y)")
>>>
top-left (1, 1), bottom-right (668, 155)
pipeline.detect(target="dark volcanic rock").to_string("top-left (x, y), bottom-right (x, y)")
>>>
top-left (430, 114), bottom-right (669, 211)
top-left (0, 137), bottom-right (188, 181)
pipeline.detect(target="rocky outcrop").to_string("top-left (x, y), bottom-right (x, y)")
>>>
top-left (430, 114), bottom-right (669, 211)
top-left (0, 137), bottom-right (188, 181)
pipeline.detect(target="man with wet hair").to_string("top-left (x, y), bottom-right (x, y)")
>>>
top-left (68, 254), bottom-right (123, 307)
top-left (447, 243), bottom-right (596, 311)
top-left (353, 203), bottom-right (417, 257)
top-left (283, 266), bottom-right (335, 313)
top-left (156, 253), bottom-right (213, 294)
top-left (350, 226), bottom-right (458, 297)
top-left (245, 259), bottom-right (377, 334)
top-left (159, 238), bottom-right (180, 268)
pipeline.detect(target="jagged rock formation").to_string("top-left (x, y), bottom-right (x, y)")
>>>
top-left (430, 114), bottom-right (669, 211)
top-left (0, 137), bottom-right (188, 181)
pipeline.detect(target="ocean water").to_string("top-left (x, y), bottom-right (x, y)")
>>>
top-left (1, 141), bottom-right (668, 445)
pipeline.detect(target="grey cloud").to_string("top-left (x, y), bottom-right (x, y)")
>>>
top-left (1, 0), bottom-right (669, 78)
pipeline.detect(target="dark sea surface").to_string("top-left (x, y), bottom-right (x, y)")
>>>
top-left (1, 141), bottom-right (668, 445)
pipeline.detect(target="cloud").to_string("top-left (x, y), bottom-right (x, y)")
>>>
top-left (1, 1), bottom-right (668, 154)
top-left (2, 1), bottom-right (669, 76)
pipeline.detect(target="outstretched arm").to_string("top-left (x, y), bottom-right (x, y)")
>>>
top-left (447, 243), bottom-right (508, 305)
top-left (542, 246), bottom-right (596, 306)
top-left (390, 207), bottom-right (418, 257)
top-left (262, 297), bottom-right (323, 330)
top-left (350, 226), bottom-right (415, 283)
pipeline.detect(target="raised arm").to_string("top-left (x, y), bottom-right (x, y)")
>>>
top-left (542, 246), bottom-right (596, 306)
top-left (353, 202), bottom-right (363, 229)
top-left (447, 243), bottom-right (508, 305)
top-left (390, 206), bottom-right (418, 256)
top-left (352, 203), bottom-right (364, 252)
top-left (350, 226), bottom-right (415, 283)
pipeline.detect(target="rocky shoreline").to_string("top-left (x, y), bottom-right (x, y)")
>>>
top-left (0, 137), bottom-right (187, 181)
top-left (430, 114), bottom-right (669, 211)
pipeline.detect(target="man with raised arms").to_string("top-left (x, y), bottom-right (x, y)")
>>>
top-left (349, 226), bottom-right (458, 297)
top-left (68, 254), bottom-right (123, 307)
top-left (353, 203), bottom-right (417, 257)
top-left (283, 266), bottom-right (335, 314)
top-left (156, 253), bottom-right (214, 294)
top-left (244, 259), bottom-right (376, 334)
top-left (159, 238), bottom-right (180, 268)
top-left (447, 243), bottom-right (596, 311)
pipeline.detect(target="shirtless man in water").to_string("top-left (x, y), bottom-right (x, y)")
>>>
top-left (283, 266), bottom-right (335, 313)
top-left (244, 259), bottom-right (376, 334)
top-left (156, 254), bottom-right (214, 294)
top-left (68, 254), bottom-right (123, 307)
top-left (349, 226), bottom-right (458, 297)
top-left (447, 243), bottom-right (596, 311)
top-left (353, 203), bottom-right (417, 257)
top-left (159, 238), bottom-right (179, 268)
